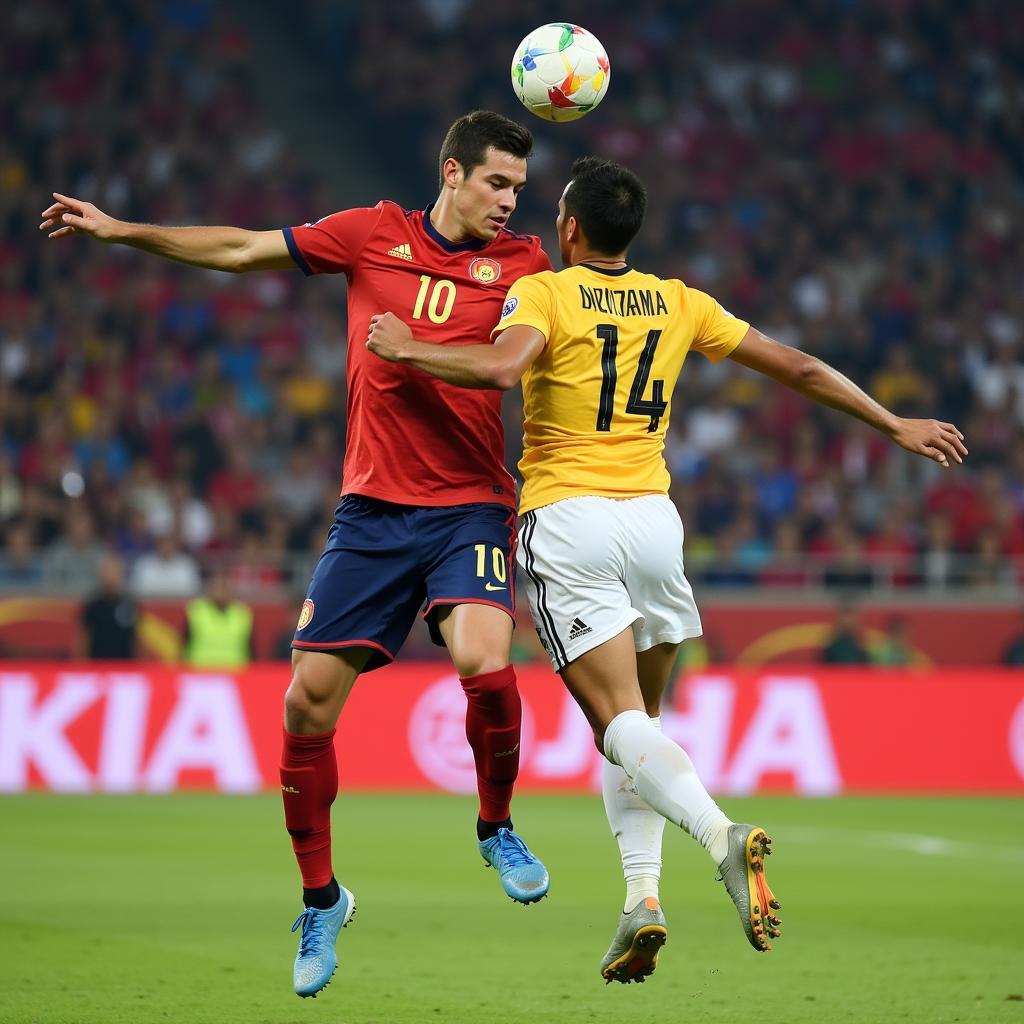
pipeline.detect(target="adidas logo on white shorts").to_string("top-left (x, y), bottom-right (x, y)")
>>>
top-left (567, 617), bottom-right (592, 641)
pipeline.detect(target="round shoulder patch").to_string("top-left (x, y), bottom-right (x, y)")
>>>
top-left (297, 599), bottom-right (314, 631)
top-left (501, 296), bottom-right (519, 319)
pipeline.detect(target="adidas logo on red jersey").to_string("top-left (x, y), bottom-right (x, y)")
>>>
top-left (388, 242), bottom-right (413, 261)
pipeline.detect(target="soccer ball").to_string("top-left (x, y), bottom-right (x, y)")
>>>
top-left (511, 23), bottom-right (610, 123)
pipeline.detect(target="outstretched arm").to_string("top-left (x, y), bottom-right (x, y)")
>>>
top-left (729, 327), bottom-right (968, 467)
top-left (366, 313), bottom-right (546, 390)
top-left (39, 192), bottom-right (295, 273)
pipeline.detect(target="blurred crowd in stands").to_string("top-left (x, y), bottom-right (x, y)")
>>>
top-left (2, 0), bottom-right (344, 599)
top-left (3, 0), bottom-right (1024, 606)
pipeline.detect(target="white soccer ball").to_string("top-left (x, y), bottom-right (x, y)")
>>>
top-left (510, 23), bottom-right (610, 123)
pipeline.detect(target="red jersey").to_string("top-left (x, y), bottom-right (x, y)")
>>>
top-left (284, 201), bottom-right (551, 509)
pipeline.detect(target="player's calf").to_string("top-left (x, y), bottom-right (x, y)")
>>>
top-left (460, 665), bottom-right (522, 824)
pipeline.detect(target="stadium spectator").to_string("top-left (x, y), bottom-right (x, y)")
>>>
top-left (869, 345), bottom-right (927, 416)
top-left (0, 453), bottom-right (22, 520)
top-left (131, 533), bottom-right (201, 598)
top-left (1000, 609), bottom-right (1024, 666)
top-left (822, 525), bottom-right (875, 591)
top-left (967, 531), bottom-right (1016, 588)
top-left (182, 569), bottom-right (253, 669)
top-left (758, 519), bottom-right (811, 587)
top-left (863, 506), bottom-right (919, 587)
top-left (751, 442), bottom-right (798, 525)
top-left (0, 520), bottom-right (43, 588)
top-left (43, 506), bottom-right (105, 596)
top-left (145, 476), bottom-right (215, 549)
top-left (78, 554), bottom-right (138, 660)
top-left (870, 618), bottom-right (914, 667)
top-left (820, 602), bottom-right (871, 665)
top-left (919, 514), bottom-right (960, 590)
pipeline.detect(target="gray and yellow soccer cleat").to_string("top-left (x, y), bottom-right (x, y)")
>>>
top-left (599, 897), bottom-right (668, 984)
top-left (716, 824), bottom-right (782, 952)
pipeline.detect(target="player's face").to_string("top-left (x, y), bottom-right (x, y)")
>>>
top-left (456, 148), bottom-right (527, 241)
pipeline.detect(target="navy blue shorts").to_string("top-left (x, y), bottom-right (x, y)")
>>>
top-left (292, 496), bottom-right (517, 671)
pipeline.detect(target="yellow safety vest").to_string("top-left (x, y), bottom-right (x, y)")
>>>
top-left (184, 598), bottom-right (253, 669)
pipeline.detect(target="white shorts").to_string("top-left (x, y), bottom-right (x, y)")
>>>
top-left (517, 494), bottom-right (703, 671)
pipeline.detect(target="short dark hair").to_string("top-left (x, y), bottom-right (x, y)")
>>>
top-left (438, 110), bottom-right (533, 187)
top-left (564, 157), bottom-right (647, 255)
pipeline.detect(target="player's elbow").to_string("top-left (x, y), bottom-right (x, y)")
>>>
top-left (228, 231), bottom-right (265, 273)
top-left (491, 364), bottom-right (523, 391)
top-left (788, 351), bottom-right (822, 388)
top-left (228, 244), bottom-right (253, 273)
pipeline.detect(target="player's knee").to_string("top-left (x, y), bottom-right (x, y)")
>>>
top-left (284, 676), bottom-right (334, 733)
top-left (459, 664), bottom-right (519, 705)
top-left (283, 681), bottom-right (314, 731)
top-left (456, 651), bottom-right (511, 679)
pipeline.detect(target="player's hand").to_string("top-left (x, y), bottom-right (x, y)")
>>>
top-left (889, 418), bottom-right (967, 468)
top-left (39, 192), bottom-right (120, 242)
top-left (367, 312), bottom-right (414, 363)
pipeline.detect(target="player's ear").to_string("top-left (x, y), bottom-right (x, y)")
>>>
top-left (441, 157), bottom-right (464, 190)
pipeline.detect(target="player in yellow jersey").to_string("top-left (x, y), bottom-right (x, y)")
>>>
top-left (365, 157), bottom-right (967, 983)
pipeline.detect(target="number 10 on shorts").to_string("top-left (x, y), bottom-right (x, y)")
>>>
top-left (474, 543), bottom-right (507, 584)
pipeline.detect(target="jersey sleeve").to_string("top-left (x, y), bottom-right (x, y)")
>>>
top-left (687, 286), bottom-right (750, 362)
top-left (530, 245), bottom-right (554, 274)
top-left (283, 204), bottom-right (382, 276)
top-left (491, 272), bottom-right (556, 342)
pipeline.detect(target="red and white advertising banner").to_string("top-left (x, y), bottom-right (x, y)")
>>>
top-left (1, 663), bottom-right (1022, 794)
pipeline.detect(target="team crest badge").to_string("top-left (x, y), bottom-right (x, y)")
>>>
top-left (469, 257), bottom-right (501, 284)
top-left (297, 599), bottom-right (314, 631)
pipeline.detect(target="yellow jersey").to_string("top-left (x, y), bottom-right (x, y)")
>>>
top-left (493, 263), bottom-right (749, 514)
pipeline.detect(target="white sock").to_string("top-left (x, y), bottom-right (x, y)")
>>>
top-left (602, 715), bottom-right (666, 913)
top-left (604, 709), bottom-right (732, 865)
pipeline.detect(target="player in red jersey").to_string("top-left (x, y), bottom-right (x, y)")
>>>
top-left (41, 110), bottom-right (551, 998)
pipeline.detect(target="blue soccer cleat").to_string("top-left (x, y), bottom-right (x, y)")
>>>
top-left (290, 886), bottom-right (356, 998)
top-left (479, 827), bottom-right (550, 904)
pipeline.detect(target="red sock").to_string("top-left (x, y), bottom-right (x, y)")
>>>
top-left (460, 665), bottom-right (521, 823)
top-left (280, 727), bottom-right (337, 889)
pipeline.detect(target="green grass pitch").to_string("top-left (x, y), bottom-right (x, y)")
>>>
top-left (1, 793), bottom-right (1021, 1023)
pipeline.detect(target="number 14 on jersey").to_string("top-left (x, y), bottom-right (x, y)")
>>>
top-left (596, 324), bottom-right (668, 433)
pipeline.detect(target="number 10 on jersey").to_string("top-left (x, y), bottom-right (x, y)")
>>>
top-left (413, 275), bottom-right (457, 324)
